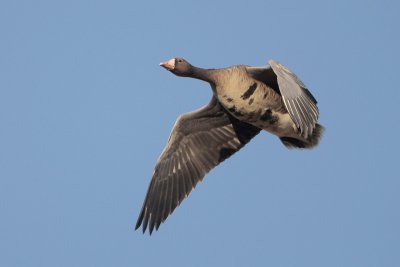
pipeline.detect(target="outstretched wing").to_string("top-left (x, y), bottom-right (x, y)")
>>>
top-left (269, 60), bottom-right (318, 138)
top-left (246, 60), bottom-right (319, 138)
top-left (136, 96), bottom-right (261, 234)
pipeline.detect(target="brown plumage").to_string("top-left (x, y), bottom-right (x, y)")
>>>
top-left (136, 58), bottom-right (324, 234)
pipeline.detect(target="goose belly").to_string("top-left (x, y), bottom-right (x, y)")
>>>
top-left (218, 84), bottom-right (297, 137)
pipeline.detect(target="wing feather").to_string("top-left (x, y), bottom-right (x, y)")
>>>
top-left (135, 96), bottom-right (260, 234)
top-left (246, 61), bottom-right (319, 139)
top-left (269, 60), bottom-right (319, 138)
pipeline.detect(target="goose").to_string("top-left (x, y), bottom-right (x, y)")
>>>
top-left (136, 58), bottom-right (324, 234)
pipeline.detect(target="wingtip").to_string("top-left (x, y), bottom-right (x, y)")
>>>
top-left (134, 222), bottom-right (141, 231)
top-left (149, 225), bottom-right (154, 235)
top-left (268, 59), bottom-right (278, 66)
top-left (134, 222), bottom-right (152, 235)
top-left (135, 215), bottom-right (143, 231)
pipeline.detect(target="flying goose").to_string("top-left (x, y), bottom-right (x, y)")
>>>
top-left (136, 58), bottom-right (324, 234)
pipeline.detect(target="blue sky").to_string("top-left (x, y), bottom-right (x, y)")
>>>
top-left (1, 0), bottom-right (399, 266)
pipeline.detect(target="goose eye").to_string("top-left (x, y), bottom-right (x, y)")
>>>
top-left (177, 59), bottom-right (183, 63)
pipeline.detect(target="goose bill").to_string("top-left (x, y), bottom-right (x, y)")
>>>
top-left (160, 59), bottom-right (175, 70)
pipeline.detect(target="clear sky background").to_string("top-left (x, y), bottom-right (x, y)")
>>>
top-left (1, 0), bottom-right (399, 266)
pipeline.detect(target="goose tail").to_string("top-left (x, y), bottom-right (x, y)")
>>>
top-left (280, 123), bottom-right (324, 149)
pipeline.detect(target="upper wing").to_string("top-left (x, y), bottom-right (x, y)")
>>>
top-left (135, 96), bottom-right (261, 234)
top-left (246, 61), bottom-right (319, 138)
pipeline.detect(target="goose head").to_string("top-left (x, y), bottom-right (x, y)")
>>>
top-left (160, 58), bottom-right (193, 77)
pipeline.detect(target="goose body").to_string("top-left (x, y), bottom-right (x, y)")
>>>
top-left (136, 58), bottom-right (324, 234)
top-left (212, 65), bottom-right (297, 139)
